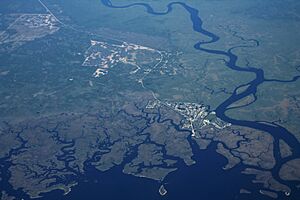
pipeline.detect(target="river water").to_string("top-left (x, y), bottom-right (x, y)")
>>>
top-left (1, 0), bottom-right (300, 199)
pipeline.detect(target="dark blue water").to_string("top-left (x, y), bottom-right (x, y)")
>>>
top-left (1, 1), bottom-right (300, 200)
top-left (44, 144), bottom-right (265, 200)
top-left (38, 142), bottom-right (299, 200)
top-left (97, 0), bottom-right (300, 199)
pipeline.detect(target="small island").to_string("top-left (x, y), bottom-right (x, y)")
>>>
top-left (159, 185), bottom-right (167, 196)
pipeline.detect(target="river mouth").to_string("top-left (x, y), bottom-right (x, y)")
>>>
top-left (1, 0), bottom-right (300, 199)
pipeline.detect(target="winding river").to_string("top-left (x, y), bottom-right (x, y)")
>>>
top-left (100, 0), bottom-right (300, 196)
top-left (1, 1), bottom-right (300, 199)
